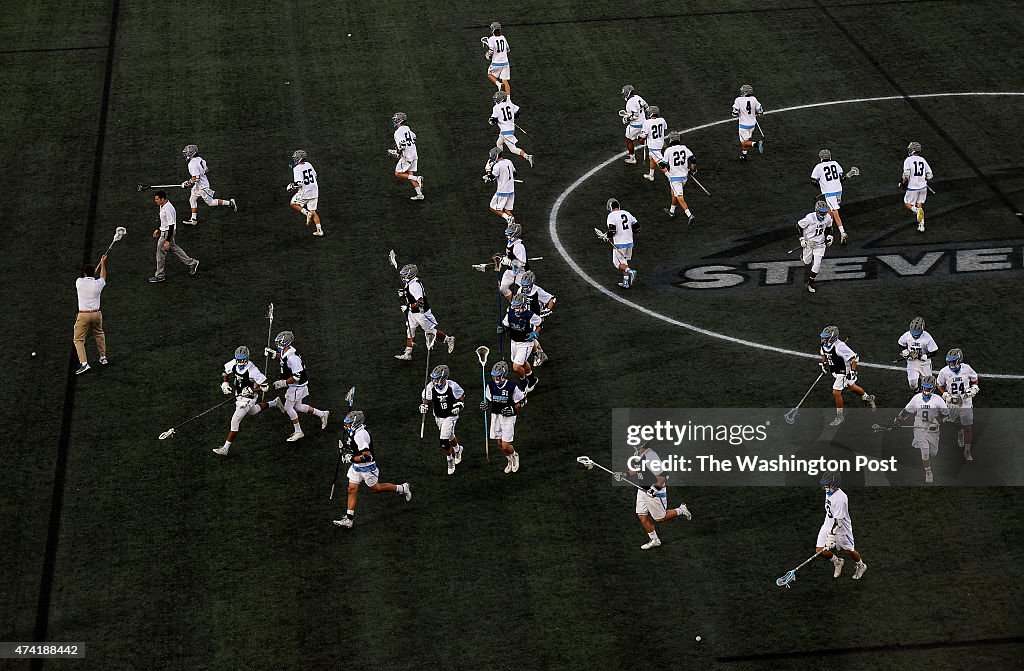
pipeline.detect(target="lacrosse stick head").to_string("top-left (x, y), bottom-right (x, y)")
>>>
top-left (472, 263), bottom-right (489, 272)
top-left (783, 408), bottom-right (799, 425)
top-left (388, 249), bottom-right (398, 269)
top-left (776, 571), bottom-right (796, 588)
top-left (492, 254), bottom-right (503, 272)
top-left (424, 332), bottom-right (437, 350)
top-left (475, 346), bottom-right (490, 366)
top-left (576, 456), bottom-right (595, 470)
top-left (158, 428), bottom-right (175, 440)
top-left (344, 386), bottom-right (355, 405)
top-left (136, 184), bottom-right (145, 192)
top-left (848, 166), bottom-right (860, 176)
top-left (267, 303), bottom-right (274, 320)
top-left (113, 226), bottom-right (127, 241)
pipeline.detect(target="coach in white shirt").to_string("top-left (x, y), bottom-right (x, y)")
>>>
top-left (74, 256), bottom-right (108, 375)
top-left (151, 191), bottom-right (199, 282)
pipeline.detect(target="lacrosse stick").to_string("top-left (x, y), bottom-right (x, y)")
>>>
top-left (330, 386), bottom-right (356, 499)
top-left (420, 332), bottom-right (437, 439)
top-left (261, 303), bottom-right (274, 400)
top-left (476, 346), bottom-right (491, 462)
top-left (514, 123), bottom-right (533, 140)
top-left (784, 373), bottom-right (823, 424)
top-left (593, 228), bottom-right (615, 248)
top-left (137, 183), bottom-right (185, 192)
top-left (473, 256), bottom-right (545, 272)
top-left (847, 166), bottom-right (860, 178)
top-left (755, 120), bottom-right (766, 139)
top-left (576, 456), bottom-right (644, 491)
top-left (775, 549), bottom-right (826, 589)
top-left (388, 249), bottom-right (398, 270)
top-left (689, 174), bottom-right (711, 197)
top-left (871, 422), bottom-right (914, 433)
top-left (157, 397), bottom-right (236, 439)
top-left (927, 185), bottom-right (936, 194)
top-left (95, 226), bottom-right (127, 271)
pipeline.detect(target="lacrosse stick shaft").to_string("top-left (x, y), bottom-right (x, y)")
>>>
top-left (689, 174), bottom-right (711, 197)
top-left (161, 396), bottom-right (235, 436)
top-left (477, 348), bottom-right (491, 462)
top-left (331, 388), bottom-right (356, 498)
top-left (793, 373), bottom-right (824, 411)
top-left (262, 303), bottom-right (274, 400)
top-left (420, 339), bottom-right (433, 439)
top-left (514, 123), bottom-right (532, 139)
top-left (580, 457), bottom-right (645, 491)
top-left (755, 120), bottom-right (765, 138)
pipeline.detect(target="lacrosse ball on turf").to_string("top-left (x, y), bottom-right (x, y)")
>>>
top-left (31, 352), bottom-right (36, 357)
top-left (695, 636), bottom-right (701, 642)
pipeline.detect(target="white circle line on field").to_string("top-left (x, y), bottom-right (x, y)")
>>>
top-left (548, 91), bottom-right (1024, 380)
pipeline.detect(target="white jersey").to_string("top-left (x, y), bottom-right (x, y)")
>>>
top-left (936, 364), bottom-right (979, 407)
top-left (904, 393), bottom-right (949, 429)
top-left (486, 34), bottom-right (510, 66)
top-left (222, 360), bottom-right (267, 394)
top-left (797, 212), bottom-right (833, 245)
top-left (491, 100), bottom-right (520, 133)
top-left (663, 144), bottom-right (694, 180)
top-left (897, 331), bottom-right (939, 360)
top-left (823, 488), bottom-right (852, 541)
top-left (291, 162), bottom-right (319, 199)
top-left (732, 95), bottom-right (763, 129)
top-left (491, 158), bottom-right (516, 194)
top-left (606, 209), bottom-right (636, 248)
top-left (902, 155), bottom-right (933, 191)
top-left (520, 284), bottom-right (554, 307)
top-left (351, 427), bottom-right (376, 470)
top-left (394, 126), bottom-right (418, 161)
top-left (811, 161), bottom-right (845, 197)
top-left (624, 94), bottom-right (648, 127)
top-left (640, 116), bottom-right (668, 150)
top-left (281, 348), bottom-right (307, 388)
top-left (187, 156), bottom-right (210, 190)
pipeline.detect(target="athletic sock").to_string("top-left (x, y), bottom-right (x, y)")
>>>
top-left (684, 208), bottom-right (692, 217)
top-left (648, 531), bottom-right (658, 541)
top-left (669, 205), bottom-right (676, 214)
top-left (314, 409), bottom-right (325, 418)
top-left (395, 484), bottom-right (406, 495)
top-left (346, 510), bottom-right (354, 518)
top-left (836, 408), bottom-right (845, 417)
top-left (404, 346), bottom-right (413, 354)
top-left (223, 441), bottom-right (231, 449)
top-left (301, 207), bottom-right (310, 216)
top-left (415, 187), bottom-right (423, 195)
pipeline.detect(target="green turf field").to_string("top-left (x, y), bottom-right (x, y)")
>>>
top-left (3, 1), bottom-right (1024, 669)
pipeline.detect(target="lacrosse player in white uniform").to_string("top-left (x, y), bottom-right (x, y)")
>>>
top-left (395, 264), bottom-right (455, 360)
top-left (263, 331), bottom-right (329, 442)
top-left (420, 365), bottom-right (466, 475)
top-left (797, 201), bottom-right (835, 294)
top-left (936, 348), bottom-right (980, 461)
top-left (901, 141), bottom-right (933, 231)
top-left (490, 91), bottom-right (533, 166)
top-left (180, 144), bottom-right (237, 224)
top-left (501, 294), bottom-right (542, 393)
top-left (892, 376), bottom-right (949, 483)
top-left (816, 473), bottom-right (868, 579)
top-left (334, 410), bottom-right (412, 529)
top-left (619, 443), bottom-right (691, 550)
top-left (484, 147), bottom-right (516, 224)
top-left (659, 132), bottom-right (698, 226)
top-left (810, 149), bottom-right (858, 243)
top-left (640, 106), bottom-right (668, 182)
top-left (481, 361), bottom-right (527, 473)
top-left (516, 270), bottom-right (555, 368)
top-left (213, 346), bottom-right (279, 456)
top-left (731, 85), bottom-right (764, 159)
top-left (498, 222), bottom-right (528, 299)
top-left (603, 198), bottom-right (638, 288)
top-left (482, 22), bottom-right (511, 94)
top-left (390, 112), bottom-right (424, 200)
top-left (897, 317), bottom-right (939, 390)
top-left (619, 85), bottom-right (648, 164)
top-left (819, 325), bottom-right (877, 426)
top-left (286, 149), bottom-right (324, 237)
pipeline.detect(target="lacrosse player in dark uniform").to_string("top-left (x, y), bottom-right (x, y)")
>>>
top-left (498, 222), bottom-right (529, 300)
top-left (480, 361), bottom-right (527, 473)
top-left (395, 263), bottom-right (455, 360)
top-left (515, 270), bottom-right (555, 367)
top-left (213, 345), bottom-right (278, 456)
top-left (420, 365), bottom-right (466, 475)
top-left (501, 294), bottom-right (542, 393)
top-left (620, 443), bottom-right (691, 550)
top-left (334, 411), bottom-right (411, 529)
top-left (819, 325), bottom-right (877, 427)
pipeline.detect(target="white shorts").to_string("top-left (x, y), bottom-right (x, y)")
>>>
top-left (816, 521), bottom-right (855, 551)
top-left (490, 192), bottom-right (515, 211)
top-left (229, 400), bottom-right (261, 431)
top-left (906, 359), bottom-right (933, 384)
top-left (496, 133), bottom-right (519, 151)
top-left (510, 340), bottom-right (533, 366)
top-left (489, 414), bottom-right (517, 442)
top-left (913, 427), bottom-right (940, 458)
top-left (290, 194), bottom-right (318, 210)
top-left (802, 244), bottom-right (825, 273)
top-left (395, 157), bottom-right (418, 173)
top-left (285, 385), bottom-right (309, 403)
top-left (670, 177), bottom-right (687, 197)
top-left (832, 373), bottom-right (855, 391)
top-left (488, 64), bottom-right (510, 80)
top-left (347, 464), bottom-right (380, 487)
top-left (635, 488), bottom-right (669, 521)
top-left (625, 124), bottom-right (644, 141)
top-left (499, 268), bottom-right (518, 294)
top-left (947, 404), bottom-right (974, 426)
top-left (407, 309), bottom-right (438, 336)
top-left (823, 193), bottom-right (841, 211)
top-left (612, 245), bottom-right (633, 267)
top-left (738, 125), bottom-right (754, 142)
top-left (434, 415), bottom-right (459, 440)
top-left (190, 185), bottom-right (217, 207)
top-left (904, 188), bottom-right (927, 206)
top-left (648, 146), bottom-right (664, 163)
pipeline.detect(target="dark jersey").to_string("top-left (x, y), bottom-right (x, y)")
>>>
top-left (279, 349), bottom-right (309, 384)
top-left (504, 239), bottom-right (529, 271)
top-left (231, 364), bottom-right (256, 395)
top-left (429, 383), bottom-right (463, 418)
top-left (343, 427), bottom-right (376, 466)
top-left (505, 307), bottom-right (539, 342)
top-left (486, 377), bottom-right (519, 413)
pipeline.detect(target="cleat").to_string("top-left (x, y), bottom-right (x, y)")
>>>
top-left (189, 259), bottom-right (200, 276)
top-left (230, 198), bottom-right (238, 212)
top-left (916, 206), bottom-right (924, 224)
top-left (532, 351), bottom-right (549, 368)
top-left (148, 276), bottom-right (166, 283)
top-left (213, 446), bottom-right (229, 456)
top-left (306, 210), bottom-right (314, 226)
top-left (394, 352), bottom-right (413, 361)
top-left (526, 154), bottom-right (534, 168)
top-left (182, 218), bottom-right (197, 225)
top-left (917, 222), bottom-right (925, 233)
top-left (739, 153), bottom-right (748, 161)
top-left (403, 483), bottom-right (412, 501)
top-left (618, 280), bottom-right (630, 288)
top-left (446, 459), bottom-right (456, 475)
top-left (453, 445), bottom-right (464, 465)
top-left (758, 139), bottom-right (765, 154)
top-left (678, 503), bottom-right (692, 520)
top-left (642, 173), bottom-right (655, 182)
top-left (99, 357), bottom-right (109, 365)
top-left (964, 447), bottom-right (973, 461)
top-left (321, 410), bottom-right (330, 430)
top-left (687, 214), bottom-right (697, 229)
top-left (829, 414), bottom-right (845, 427)
top-left (832, 557), bottom-right (845, 578)
top-left (312, 229), bottom-right (324, 236)
top-left (957, 429), bottom-right (965, 448)
top-left (286, 430), bottom-right (304, 442)
top-left (852, 561), bottom-right (868, 580)
top-left (641, 538), bottom-right (662, 550)
top-left (504, 457), bottom-right (513, 474)
top-left (75, 362), bottom-right (91, 375)
top-left (806, 282), bottom-right (816, 293)
top-left (623, 155), bottom-right (637, 164)
top-left (627, 269), bottom-right (637, 286)
top-left (663, 207), bottom-right (675, 218)
top-left (525, 377), bottom-right (538, 394)
top-left (863, 394), bottom-right (877, 410)
top-left (333, 517), bottom-right (353, 528)
top-left (925, 469), bottom-right (934, 483)
top-left (511, 452), bottom-right (520, 473)
top-left (410, 194), bottom-right (425, 200)
top-left (445, 335), bottom-right (455, 353)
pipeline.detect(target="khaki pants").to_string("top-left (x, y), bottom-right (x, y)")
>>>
top-left (155, 232), bottom-right (195, 279)
top-left (73, 311), bottom-right (106, 364)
